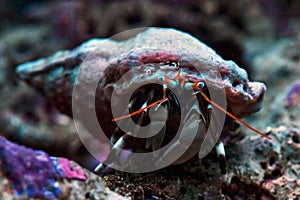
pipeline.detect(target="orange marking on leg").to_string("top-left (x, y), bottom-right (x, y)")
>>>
top-left (180, 74), bottom-right (187, 87)
top-left (163, 78), bottom-right (171, 84)
top-left (174, 69), bottom-right (181, 82)
top-left (163, 86), bottom-right (167, 99)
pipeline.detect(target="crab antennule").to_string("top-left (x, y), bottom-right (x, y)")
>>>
top-left (196, 89), bottom-right (271, 140)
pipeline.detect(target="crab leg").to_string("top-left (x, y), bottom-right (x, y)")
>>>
top-left (154, 105), bottom-right (205, 167)
top-left (96, 96), bottom-right (151, 173)
top-left (95, 109), bottom-right (147, 173)
top-left (94, 133), bottom-right (132, 173)
top-left (145, 101), bottom-right (168, 156)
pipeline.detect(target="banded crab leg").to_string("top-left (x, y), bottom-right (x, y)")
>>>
top-left (95, 89), bottom-right (168, 173)
top-left (204, 102), bottom-right (227, 174)
top-left (215, 141), bottom-right (226, 174)
top-left (95, 98), bottom-right (149, 173)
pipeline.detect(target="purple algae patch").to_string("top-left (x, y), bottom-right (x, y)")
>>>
top-left (286, 82), bottom-right (300, 108)
top-left (0, 136), bottom-right (63, 199)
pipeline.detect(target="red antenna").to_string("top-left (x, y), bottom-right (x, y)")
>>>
top-left (197, 89), bottom-right (271, 140)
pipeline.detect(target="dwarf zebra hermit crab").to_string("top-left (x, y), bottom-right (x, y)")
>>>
top-left (94, 62), bottom-right (270, 174)
top-left (16, 28), bottom-right (269, 174)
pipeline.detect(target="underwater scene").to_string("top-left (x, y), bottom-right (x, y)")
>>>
top-left (0, 0), bottom-right (300, 199)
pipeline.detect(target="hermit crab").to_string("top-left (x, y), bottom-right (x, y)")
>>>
top-left (16, 28), bottom-right (269, 174)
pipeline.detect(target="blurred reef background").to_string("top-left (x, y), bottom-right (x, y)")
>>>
top-left (0, 0), bottom-right (300, 199)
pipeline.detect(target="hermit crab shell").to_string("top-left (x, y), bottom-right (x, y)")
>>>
top-left (16, 28), bottom-right (266, 134)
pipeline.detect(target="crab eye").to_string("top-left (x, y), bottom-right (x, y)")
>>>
top-left (158, 76), bottom-right (165, 83)
top-left (197, 82), bottom-right (205, 89)
top-left (184, 81), bottom-right (205, 90)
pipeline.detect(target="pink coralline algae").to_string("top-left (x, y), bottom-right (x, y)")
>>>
top-left (56, 158), bottom-right (86, 180)
top-left (286, 82), bottom-right (300, 108)
top-left (0, 136), bottom-right (85, 199)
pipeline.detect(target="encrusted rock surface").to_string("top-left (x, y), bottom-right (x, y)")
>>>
top-left (1, 1), bottom-right (300, 199)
